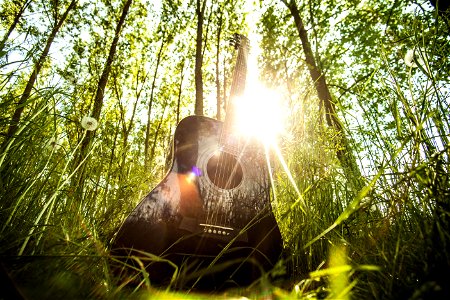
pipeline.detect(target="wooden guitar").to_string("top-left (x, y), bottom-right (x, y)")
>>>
top-left (112, 34), bottom-right (282, 290)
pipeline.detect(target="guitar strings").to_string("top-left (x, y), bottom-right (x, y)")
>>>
top-left (216, 41), bottom-right (247, 229)
top-left (205, 36), bottom-right (248, 233)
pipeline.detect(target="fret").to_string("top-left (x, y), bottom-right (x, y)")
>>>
top-left (221, 34), bottom-right (250, 149)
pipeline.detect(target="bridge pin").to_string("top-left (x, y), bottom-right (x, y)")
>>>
top-left (208, 229), bottom-right (212, 233)
top-left (218, 230), bottom-right (222, 234)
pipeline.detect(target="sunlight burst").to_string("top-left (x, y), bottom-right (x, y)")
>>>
top-left (229, 31), bottom-right (287, 147)
top-left (234, 83), bottom-right (285, 146)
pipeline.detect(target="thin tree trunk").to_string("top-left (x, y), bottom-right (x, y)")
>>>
top-left (176, 58), bottom-right (186, 125)
top-left (194, 0), bottom-right (207, 116)
top-left (164, 123), bottom-right (173, 171)
top-left (1, 0), bottom-right (76, 149)
top-left (79, 0), bottom-right (133, 154)
top-left (215, 8), bottom-right (223, 120)
top-left (124, 67), bottom-right (146, 143)
top-left (201, 3), bottom-right (211, 59)
top-left (113, 72), bottom-right (134, 180)
top-left (144, 35), bottom-right (166, 167)
top-left (150, 103), bottom-right (168, 166)
top-left (0, 0), bottom-right (33, 53)
top-left (74, 0), bottom-right (132, 194)
top-left (223, 58), bottom-right (227, 113)
top-left (282, 0), bottom-right (363, 191)
top-left (118, 74), bottom-right (142, 178)
top-left (102, 124), bottom-right (119, 207)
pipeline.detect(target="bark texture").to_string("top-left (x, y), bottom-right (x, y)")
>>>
top-left (0, 0), bottom-right (33, 52)
top-left (283, 0), bottom-right (363, 191)
top-left (2, 0), bottom-right (77, 149)
top-left (194, 0), bottom-right (207, 116)
top-left (73, 0), bottom-right (133, 193)
top-left (79, 0), bottom-right (133, 157)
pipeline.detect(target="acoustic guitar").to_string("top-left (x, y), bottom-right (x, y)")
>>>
top-left (112, 34), bottom-right (282, 290)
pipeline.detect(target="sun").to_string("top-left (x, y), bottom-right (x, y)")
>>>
top-left (234, 82), bottom-right (285, 146)
top-left (228, 31), bottom-right (286, 147)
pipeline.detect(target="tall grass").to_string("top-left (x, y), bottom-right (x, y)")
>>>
top-left (1, 63), bottom-right (449, 300)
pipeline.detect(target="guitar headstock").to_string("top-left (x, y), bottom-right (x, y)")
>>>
top-left (230, 33), bottom-right (250, 51)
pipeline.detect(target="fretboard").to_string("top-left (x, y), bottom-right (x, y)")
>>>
top-left (221, 34), bottom-right (249, 147)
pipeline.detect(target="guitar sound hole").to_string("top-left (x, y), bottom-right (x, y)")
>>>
top-left (206, 151), bottom-right (243, 189)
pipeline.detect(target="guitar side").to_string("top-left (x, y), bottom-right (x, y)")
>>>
top-left (112, 115), bottom-right (282, 288)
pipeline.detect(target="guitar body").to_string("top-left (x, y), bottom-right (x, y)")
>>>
top-left (112, 115), bottom-right (282, 289)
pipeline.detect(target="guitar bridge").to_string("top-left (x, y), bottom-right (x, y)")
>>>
top-left (199, 223), bottom-right (233, 236)
top-left (178, 217), bottom-right (248, 242)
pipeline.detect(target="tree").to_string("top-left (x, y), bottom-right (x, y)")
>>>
top-left (215, 5), bottom-right (224, 120)
top-left (281, 0), bottom-right (363, 192)
top-left (194, 0), bottom-right (207, 116)
top-left (73, 0), bottom-right (133, 192)
top-left (0, 0), bottom-right (33, 53)
top-left (1, 0), bottom-right (77, 151)
top-left (144, 30), bottom-right (169, 167)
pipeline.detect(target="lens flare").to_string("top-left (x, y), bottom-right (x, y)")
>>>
top-left (234, 83), bottom-right (285, 146)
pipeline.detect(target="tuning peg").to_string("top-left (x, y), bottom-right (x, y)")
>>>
top-left (229, 33), bottom-right (241, 49)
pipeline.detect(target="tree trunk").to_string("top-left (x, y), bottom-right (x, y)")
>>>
top-left (215, 8), bottom-right (223, 120)
top-left (102, 124), bottom-right (119, 207)
top-left (1, 0), bottom-right (76, 150)
top-left (74, 0), bottom-right (133, 193)
top-left (79, 0), bottom-right (133, 154)
top-left (282, 0), bottom-right (363, 191)
top-left (0, 0), bottom-right (33, 53)
top-left (114, 70), bottom-right (141, 180)
top-left (150, 102), bottom-right (168, 166)
top-left (194, 0), bottom-right (207, 116)
top-left (223, 58), bottom-right (227, 113)
top-left (144, 35), bottom-right (166, 168)
top-left (176, 58), bottom-right (186, 125)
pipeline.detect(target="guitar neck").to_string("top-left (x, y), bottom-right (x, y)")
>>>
top-left (222, 34), bottom-right (249, 144)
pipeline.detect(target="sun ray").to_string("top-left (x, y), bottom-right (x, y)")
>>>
top-left (229, 34), bottom-right (310, 217)
top-left (265, 144), bottom-right (278, 207)
top-left (272, 144), bottom-right (308, 215)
